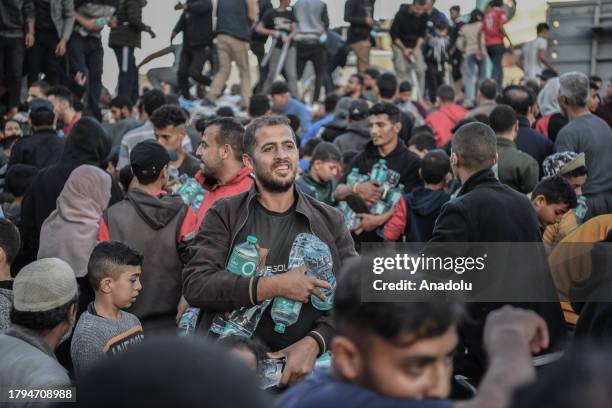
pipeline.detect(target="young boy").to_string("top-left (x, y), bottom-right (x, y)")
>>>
top-left (0, 219), bottom-right (20, 331)
top-left (384, 150), bottom-right (452, 241)
top-left (297, 142), bottom-right (342, 206)
top-left (1, 164), bottom-right (38, 225)
top-left (71, 241), bottom-right (145, 376)
top-left (424, 22), bottom-right (451, 103)
top-left (531, 175), bottom-right (578, 232)
top-left (407, 128), bottom-right (437, 159)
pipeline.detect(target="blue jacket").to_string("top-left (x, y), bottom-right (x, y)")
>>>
top-left (282, 98), bottom-right (312, 140)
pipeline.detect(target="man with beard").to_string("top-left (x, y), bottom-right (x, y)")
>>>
top-left (193, 117), bottom-right (253, 228)
top-left (183, 116), bottom-right (356, 387)
top-left (1, 119), bottom-right (24, 192)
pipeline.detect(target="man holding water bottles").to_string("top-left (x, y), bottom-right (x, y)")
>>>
top-left (183, 116), bottom-right (356, 387)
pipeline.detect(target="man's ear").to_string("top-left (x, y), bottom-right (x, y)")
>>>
top-left (450, 152), bottom-right (459, 168)
top-left (100, 277), bottom-right (113, 294)
top-left (393, 120), bottom-right (402, 135)
top-left (243, 153), bottom-right (254, 171)
top-left (331, 336), bottom-right (363, 382)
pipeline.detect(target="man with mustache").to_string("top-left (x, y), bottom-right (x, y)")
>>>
top-left (183, 115), bottom-right (357, 387)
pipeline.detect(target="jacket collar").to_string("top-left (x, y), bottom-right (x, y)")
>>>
top-left (364, 138), bottom-right (407, 158)
top-left (517, 115), bottom-right (531, 128)
top-left (497, 137), bottom-right (517, 148)
top-left (4, 325), bottom-right (58, 361)
top-left (457, 168), bottom-right (498, 197)
top-left (245, 180), bottom-right (313, 220)
top-left (196, 166), bottom-right (252, 191)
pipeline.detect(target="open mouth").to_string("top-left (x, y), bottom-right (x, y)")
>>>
top-left (273, 163), bottom-right (291, 173)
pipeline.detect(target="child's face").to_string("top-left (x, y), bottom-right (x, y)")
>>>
top-left (399, 91), bottom-right (411, 104)
top-left (312, 160), bottom-right (340, 183)
top-left (435, 28), bottom-right (448, 37)
top-left (110, 265), bottom-right (142, 309)
top-left (565, 174), bottom-right (587, 197)
top-left (533, 196), bottom-right (569, 226)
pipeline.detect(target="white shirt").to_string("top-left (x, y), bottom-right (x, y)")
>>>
top-left (522, 37), bottom-right (547, 80)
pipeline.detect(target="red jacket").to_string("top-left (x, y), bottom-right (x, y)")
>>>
top-left (425, 104), bottom-right (468, 147)
top-left (195, 166), bottom-right (254, 228)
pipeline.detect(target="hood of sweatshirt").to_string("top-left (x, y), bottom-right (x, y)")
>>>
top-left (62, 117), bottom-right (112, 166)
top-left (440, 104), bottom-right (469, 123)
top-left (127, 188), bottom-right (185, 230)
top-left (405, 186), bottom-right (450, 216)
top-left (346, 119), bottom-right (371, 139)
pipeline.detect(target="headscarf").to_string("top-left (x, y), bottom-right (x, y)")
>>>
top-left (38, 165), bottom-right (112, 277)
top-left (538, 77), bottom-right (562, 116)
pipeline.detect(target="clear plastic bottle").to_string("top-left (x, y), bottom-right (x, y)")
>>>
top-left (177, 307), bottom-right (200, 337)
top-left (227, 236), bottom-right (259, 277)
top-left (346, 168), bottom-right (360, 187)
top-left (302, 235), bottom-right (335, 311)
top-left (259, 357), bottom-right (286, 389)
top-left (370, 159), bottom-right (388, 184)
top-left (387, 184), bottom-right (404, 209)
top-left (177, 176), bottom-right (207, 212)
top-left (221, 300), bottom-right (271, 338)
top-left (271, 296), bottom-right (302, 334)
top-left (575, 195), bottom-right (588, 223)
top-left (370, 200), bottom-right (388, 215)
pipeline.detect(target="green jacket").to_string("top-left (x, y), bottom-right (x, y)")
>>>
top-left (496, 138), bottom-right (539, 194)
top-left (297, 170), bottom-right (337, 206)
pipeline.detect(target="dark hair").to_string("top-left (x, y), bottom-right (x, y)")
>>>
top-left (590, 75), bottom-right (602, 84)
top-left (334, 256), bottom-right (464, 344)
top-left (408, 132), bottom-right (436, 151)
top-left (243, 116), bottom-right (295, 157)
top-left (2, 118), bottom-right (21, 133)
top-left (206, 117), bottom-right (246, 160)
top-left (537, 22), bottom-right (550, 33)
top-left (216, 106), bottom-right (235, 118)
top-left (47, 85), bottom-right (74, 106)
top-left (118, 166), bottom-right (134, 192)
top-left (324, 93), bottom-right (340, 114)
top-left (451, 122), bottom-right (497, 170)
top-left (287, 114), bottom-right (301, 135)
top-left (421, 149), bottom-right (450, 184)
top-left (489, 0), bottom-right (503, 7)
top-left (310, 142), bottom-right (341, 167)
top-left (150, 104), bottom-right (187, 129)
top-left (564, 166), bottom-right (588, 179)
top-left (489, 104), bottom-right (518, 134)
top-left (478, 78), bottom-right (498, 100)
top-left (30, 81), bottom-right (51, 96)
top-left (399, 80), bottom-right (413, 93)
top-left (532, 176), bottom-right (578, 208)
top-left (377, 72), bottom-right (398, 99)
top-left (249, 94), bottom-right (271, 117)
top-left (0, 218), bottom-right (20, 264)
top-left (473, 113), bottom-right (490, 125)
top-left (30, 110), bottom-right (55, 127)
top-left (217, 335), bottom-right (268, 370)
top-left (10, 295), bottom-right (77, 330)
top-left (88, 241), bottom-right (144, 291)
top-left (350, 73), bottom-right (365, 87)
top-left (501, 85), bottom-right (532, 116)
top-left (269, 81), bottom-right (290, 95)
top-left (5, 164), bottom-right (37, 198)
top-left (301, 137), bottom-right (322, 157)
top-left (450, 5), bottom-right (460, 13)
top-left (469, 8), bottom-right (484, 23)
top-left (369, 102), bottom-right (401, 124)
top-left (110, 95), bottom-right (133, 112)
top-left (413, 0), bottom-right (427, 6)
top-left (436, 85), bottom-right (455, 102)
top-left (434, 21), bottom-right (448, 31)
top-left (365, 68), bottom-right (380, 80)
top-left (140, 89), bottom-right (167, 117)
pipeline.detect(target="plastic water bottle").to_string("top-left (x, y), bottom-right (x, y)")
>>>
top-left (301, 235), bottom-right (335, 311)
top-left (575, 195), bottom-right (588, 223)
top-left (346, 168), bottom-right (360, 187)
top-left (177, 307), bottom-right (200, 337)
top-left (227, 236), bottom-right (259, 277)
top-left (371, 200), bottom-right (388, 215)
top-left (271, 296), bottom-right (302, 334)
top-left (337, 202), bottom-right (360, 230)
top-left (221, 299), bottom-right (272, 338)
top-left (177, 175), bottom-right (206, 212)
top-left (259, 357), bottom-right (286, 389)
top-left (370, 159), bottom-right (388, 184)
top-left (387, 184), bottom-right (404, 208)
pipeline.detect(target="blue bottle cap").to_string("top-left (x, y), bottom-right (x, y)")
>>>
top-left (274, 323), bottom-right (286, 334)
top-left (247, 236), bottom-right (258, 244)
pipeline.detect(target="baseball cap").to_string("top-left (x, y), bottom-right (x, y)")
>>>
top-left (13, 258), bottom-right (77, 312)
top-left (348, 99), bottom-right (369, 121)
top-left (29, 98), bottom-right (55, 122)
top-left (542, 152), bottom-right (586, 178)
top-left (130, 140), bottom-right (170, 180)
top-left (538, 69), bottom-right (558, 81)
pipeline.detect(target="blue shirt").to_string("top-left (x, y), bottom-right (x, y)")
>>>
top-left (276, 369), bottom-right (453, 408)
top-left (301, 114), bottom-right (333, 147)
top-left (282, 98), bottom-right (312, 140)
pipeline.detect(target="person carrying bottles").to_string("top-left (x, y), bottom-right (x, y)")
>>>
top-left (182, 116), bottom-right (356, 388)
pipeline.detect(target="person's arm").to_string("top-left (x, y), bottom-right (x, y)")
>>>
top-left (23, 0), bottom-right (35, 48)
top-left (538, 46), bottom-right (556, 72)
top-left (75, 12), bottom-right (103, 33)
top-left (354, 210), bottom-right (394, 236)
top-left (456, 26), bottom-right (466, 53)
top-left (172, 12), bottom-right (185, 40)
top-left (125, 0), bottom-right (149, 32)
top-left (245, 0), bottom-right (258, 27)
top-left (60, 0), bottom-right (76, 42)
top-left (321, 4), bottom-right (329, 31)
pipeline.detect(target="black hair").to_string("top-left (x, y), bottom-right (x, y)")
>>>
top-left (564, 166), bottom-right (588, 179)
top-left (249, 94), bottom-right (271, 118)
top-left (590, 75), bottom-right (602, 84)
top-left (479, 78), bottom-right (498, 100)
top-left (421, 149), bottom-right (450, 184)
top-left (501, 85), bottom-right (532, 116)
top-left (434, 21), bottom-right (448, 31)
top-left (310, 142), bottom-right (341, 168)
top-left (450, 5), bottom-right (460, 13)
top-left (110, 95), bottom-right (133, 111)
top-left (377, 72), bottom-right (398, 99)
top-left (10, 295), bottom-right (77, 330)
top-left (350, 73), bottom-right (365, 87)
top-left (408, 132), bottom-right (436, 152)
top-left (436, 85), bottom-right (455, 102)
top-left (536, 23), bottom-right (550, 33)
top-left (150, 104), bottom-right (187, 129)
top-left (118, 166), bottom-right (134, 192)
top-left (243, 116), bottom-right (295, 157)
top-left (5, 164), bottom-right (37, 198)
top-left (301, 137), bottom-right (322, 158)
top-left (489, 0), bottom-right (503, 7)
top-left (269, 81), bottom-right (290, 95)
top-left (399, 80), bottom-right (413, 93)
top-left (217, 335), bottom-right (268, 370)
top-left (205, 117), bottom-right (246, 160)
top-left (287, 114), bottom-right (301, 135)
top-left (365, 68), bottom-right (380, 80)
top-left (532, 176), bottom-right (578, 208)
top-left (414, 0), bottom-right (427, 6)
top-left (451, 122), bottom-right (497, 170)
top-left (369, 102), bottom-right (401, 124)
top-left (0, 218), bottom-right (20, 264)
top-left (324, 93), bottom-right (340, 114)
top-left (469, 8), bottom-right (484, 23)
top-left (216, 106), bottom-right (235, 118)
top-left (29, 81), bottom-right (51, 96)
top-left (2, 118), bottom-right (21, 132)
top-left (489, 104), bottom-right (517, 134)
top-left (140, 89), bottom-right (167, 117)
top-left (88, 241), bottom-right (144, 291)
top-left (30, 110), bottom-right (55, 127)
top-left (47, 85), bottom-right (74, 106)
top-left (334, 256), bottom-right (464, 344)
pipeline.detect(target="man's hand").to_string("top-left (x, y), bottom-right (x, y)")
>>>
top-left (175, 295), bottom-right (190, 323)
top-left (355, 181), bottom-right (382, 204)
top-left (268, 336), bottom-right (319, 387)
top-left (81, 18), bottom-right (100, 33)
top-left (55, 39), bottom-right (67, 56)
top-left (354, 212), bottom-right (388, 235)
top-left (146, 27), bottom-right (156, 39)
top-left (25, 32), bottom-right (35, 48)
top-left (484, 306), bottom-right (550, 355)
top-left (108, 16), bottom-right (118, 28)
top-left (476, 52), bottom-right (484, 61)
top-left (258, 267), bottom-right (331, 303)
top-left (366, 16), bottom-right (374, 27)
top-left (170, 30), bottom-right (177, 43)
top-left (403, 47), bottom-right (413, 59)
top-left (74, 71), bottom-right (87, 87)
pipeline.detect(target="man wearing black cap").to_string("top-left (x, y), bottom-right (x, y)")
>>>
top-left (98, 140), bottom-right (197, 333)
top-left (333, 99), bottom-right (371, 153)
top-left (537, 69), bottom-right (558, 89)
top-left (8, 99), bottom-right (64, 170)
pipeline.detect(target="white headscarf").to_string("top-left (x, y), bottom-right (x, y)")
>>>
top-left (538, 77), bottom-right (562, 116)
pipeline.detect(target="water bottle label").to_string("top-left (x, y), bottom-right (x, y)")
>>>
top-left (228, 252), bottom-right (257, 277)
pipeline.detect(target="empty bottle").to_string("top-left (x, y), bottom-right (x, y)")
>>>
top-left (346, 168), bottom-right (360, 187)
top-left (370, 159), bottom-right (388, 184)
top-left (177, 307), bottom-right (200, 337)
top-left (227, 236), bottom-right (259, 277)
top-left (221, 299), bottom-right (272, 338)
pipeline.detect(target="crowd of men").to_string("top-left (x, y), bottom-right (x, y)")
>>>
top-left (2, 0), bottom-right (612, 406)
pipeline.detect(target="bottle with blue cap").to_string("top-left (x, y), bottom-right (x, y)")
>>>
top-left (227, 236), bottom-right (260, 277)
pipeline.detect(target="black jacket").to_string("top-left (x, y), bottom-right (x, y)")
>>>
top-left (389, 4), bottom-right (427, 49)
top-left (515, 115), bottom-right (552, 173)
top-left (344, 0), bottom-right (375, 45)
top-left (430, 169), bottom-right (567, 383)
top-left (8, 128), bottom-right (65, 170)
top-left (0, 0), bottom-right (34, 35)
top-left (108, 0), bottom-right (149, 49)
top-left (347, 139), bottom-right (422, 193)
top-left (173, 0), bottom-right (213, 47)
top-left (19, 118), bottom-right (122, 268)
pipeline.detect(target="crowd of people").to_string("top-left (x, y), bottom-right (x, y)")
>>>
top-left (2, 0), bottom-right (612, 406)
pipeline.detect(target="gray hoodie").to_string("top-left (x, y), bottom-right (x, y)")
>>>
top-left (333, 119), bottom-right (371, 153)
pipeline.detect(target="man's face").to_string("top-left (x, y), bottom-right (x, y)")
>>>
top-left (109, 265), bottom-right (142, 309)
top-left (399, 91), bottom-right (412, 104)
top-left (435, 27), bottom-right (448, 37)
top-left (111, 106), bottom-right (129, 122)
top-left (312, 159), bottom-right (340, 183)
top-left (534, 196), bottom-right (569, 226)
top-left (271, 93), bottom-right (290, 107)
top-left (587, 88), bottom-right (601, 113)
top-left (364, 75), bottom-right (376, 90)
top-left (413, 3), bottom-right (426, 16)
top-left (27, 86), bottom-right (45, 103)
top-left (245, 125), bottom-right (299, 193)
top-left (369, 114), bottom-right (400, 148)
top-left (155, 125), bottom-right (185, 152)
top-left (425, 0), bottom-right (434, 12)
top-left (566, 174), bottom-right (587, 197)
top-left (357, 326), bottom-right (457, 399)
top-left (347, 76), bottom-right (362, 96)
top-left (197, 125), bottom-right (224, 179)
top-left (3, 121), bottom-right (22, 138)
top-left (450, 9), bottom-right (459, 20)
top-left (47, 95), bottom-right (66, 117)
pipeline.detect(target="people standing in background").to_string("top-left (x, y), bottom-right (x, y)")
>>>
top-left (344, 0), bottom-right (375, 73)
top-left (109, 95), bottom-right (141, 147)
top-left (251, 0), bottom-right (273, 94)
top-left (448, 5), bottom-right (464, 98)
top-left (26, 0), bottom-right (74, 87)
top-left (270, 81), bottom-right (312, 141)
top-left (109, 0), bottom-right (155, 104)
top-left (522, 23), bottom-right (556, 82)
top-left (482, 0), bottom-right (511, 88)
top-left (457, 9), bottom-right (486, 102)
top-left (465, 78), bottom-right (497, 119)
top-left (423, 21), bottom-right (450, 103)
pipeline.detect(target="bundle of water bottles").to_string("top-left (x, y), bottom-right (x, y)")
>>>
top-left (173, 174), bottom-right (206, 213)
top-left (338, 159), bottom-right (404, 230)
